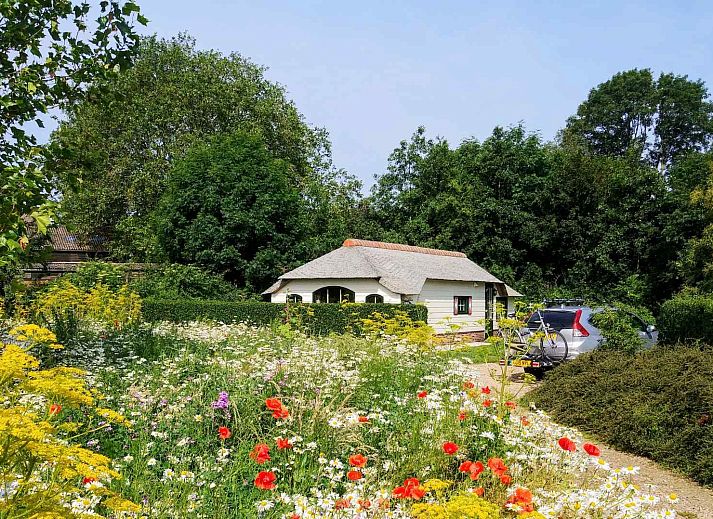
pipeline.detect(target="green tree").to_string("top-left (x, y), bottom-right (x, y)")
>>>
top-left (565, 69), bottom-right (713, 169)
top-left (0, 0), bottom-right (145, 270)
top-left (154, 131), bottom-right (306, 290)
top-left (52, 34), bottom-right (329, 259)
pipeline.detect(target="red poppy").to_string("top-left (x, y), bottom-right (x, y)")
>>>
top-left (483, 399), bottom-right (493, 408)
top-left (250, 443), bottom-right (271, 464)
top-left (463, 380), bottom-right (475, 389)
top-left (347, 469), bottom-right (362, 481)
top-left (358, 415), bottom-right (369, 423)
top-left (290, 515), bottom-right (300, 519)
top-left (417, 391), bottom-right (428, 398)
top-left (272, 406), bottom-right (289, 419)
top-left (505, 401), bottom-right (516, 409)
top-left (255, 471), bottom-right (277, 490)
top-left (520, 416), bottom-right (530, 426)
top-left (459, 460), bottom-right (484, 480)
top-left (349, 453), bottom-right (367, 468)
top-left (265, 397), bottom-right (283, 410)
top-left (506, 487), bottom-right (533, 510)
top-left (558, 437), bottom-right (576, 452)
top-left (49, 404), bottom-right (62, 416)
top-left (218, 426), bottom-right (231, 440)
top-left (82, 476), bottom-right (97, 485)
top-left (487, 457), bottom-right (508, 477)
top-left (276, 437), bottom-right (292, 449)
top-left (393, 478), bottom-right (425, 500)
top-left (481, 386), bottom-right (491, 395)
top-left (583, 443), bottom-right (601, 456)
top-left (442, 441), bottom-right (459, 455)
top-left (458, 410), bottom-right (468, 421)
top-left (357, 499), bottom-right (371, 509)
top-left (500, 474), bottom-right (513, 485)
top-left (473, 487), bottom-right (484, 496)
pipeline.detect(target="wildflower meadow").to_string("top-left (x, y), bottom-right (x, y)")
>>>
top-left (1, 317), bottom-right (681, 518)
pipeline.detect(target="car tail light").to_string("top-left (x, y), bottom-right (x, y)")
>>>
top-left (572, 309), bottom-right (589, 337)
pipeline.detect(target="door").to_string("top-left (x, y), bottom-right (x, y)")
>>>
top-left (484, 283), bottom-right (495, 334)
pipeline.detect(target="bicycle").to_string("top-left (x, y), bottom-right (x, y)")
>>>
top-left (507, 307), bottom-right (568, 365)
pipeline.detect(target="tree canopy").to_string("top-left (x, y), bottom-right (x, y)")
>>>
top-left (0, 0), bottom-right (145, 269)
top-left (51, 34), bottom-right (331, 259)
top-left (564, 69), bottom-right (713, 169)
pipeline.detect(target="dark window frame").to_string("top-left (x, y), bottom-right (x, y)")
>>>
top-left (365, 293), bottom-right (384, 304)
top-left (453, 296), bottom-right (472, 315)
top-left (312, 286), bottom-right (356, 304)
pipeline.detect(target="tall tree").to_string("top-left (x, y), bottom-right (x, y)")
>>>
top-left (0, 0), bottom-right (145, 269)
top-left (154, 132), bottom-right (306, 290)
top-left (564, 69), bottom-right (713, 169)
top-left (52, 34), bottom-right (330, 259)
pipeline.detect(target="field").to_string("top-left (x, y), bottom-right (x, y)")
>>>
top-left (1, 319), bottom-right (683, 518)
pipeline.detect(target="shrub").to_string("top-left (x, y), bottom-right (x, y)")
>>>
top-left (33, 278), bottom-right (142, 332)
top-left (658, 292), bottom-right (713, 344)
top-left (68, 261), bottom-right (127, 291)
top-left (589, 308), bottom-right (645, 354)
top-left (142, 299), bottom-right (428, 335)
top-left (528, 346), bottom-right (713, 486)
top-left (1, 324), bottom-right (137, 516)
top-left (130, 263), bottom-right (247, 301)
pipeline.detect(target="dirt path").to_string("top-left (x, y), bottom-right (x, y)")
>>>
top-left (472, 363), bottom-right (713, 518)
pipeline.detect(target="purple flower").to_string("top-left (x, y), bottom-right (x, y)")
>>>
top-left (211, 391), bottom-right (229, 410)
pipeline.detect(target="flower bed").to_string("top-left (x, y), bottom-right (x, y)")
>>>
top-left (37, 320), bottom-right (678, 518)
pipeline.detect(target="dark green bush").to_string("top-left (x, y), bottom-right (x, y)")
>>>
top-left (658, 292), bottom-right (713, 344)
top-left (528, 346), bottom-right (713, 486)
top-left (142, 299), bottom-right (428, 335)
top-left (131, 264), bottom-right (247, 301)
top-left (68, 261), bottom-right (127, 291)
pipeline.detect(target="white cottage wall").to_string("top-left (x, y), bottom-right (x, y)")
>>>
top-left (415, 280), bottom-right (486, 334)
top-left (270, 278), bottom-right (401, 304)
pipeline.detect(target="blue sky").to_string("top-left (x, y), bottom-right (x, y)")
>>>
top-left (43, 1), bottom-right (713, 187)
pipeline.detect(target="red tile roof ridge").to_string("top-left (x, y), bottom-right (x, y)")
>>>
top-left (342, 239), bottom-right (466, 258)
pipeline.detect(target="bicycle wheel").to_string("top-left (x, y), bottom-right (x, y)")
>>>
top-left (539, 330), bottom-right (568, 362)
top-left (507, 329), bottom-right (530, 358)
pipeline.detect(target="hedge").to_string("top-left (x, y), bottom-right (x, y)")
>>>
top-left (528, 346), bottom-right (713, 487)
top-left (658, 293), bottom-right (713, 344)
top-left (142, 299), bottom-right (428, 335)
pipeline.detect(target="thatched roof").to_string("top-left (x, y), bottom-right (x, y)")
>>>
top-left (263, 239), bottom-right (504, 295)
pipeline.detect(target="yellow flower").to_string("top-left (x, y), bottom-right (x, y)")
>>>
top-left (412, 493), bottom-right (501, 518)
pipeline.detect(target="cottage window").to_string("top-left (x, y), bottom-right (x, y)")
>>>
top-left (312, 286), bottom-right (355, 303)
top-left (287, 294), bottom-right (303, 303)
top-left (454, 296), bottom-right (472, 315)
top-left (365, 294), bottom-right (384, 303)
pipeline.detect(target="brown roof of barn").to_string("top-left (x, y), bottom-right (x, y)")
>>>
top-left (46, 226), bottom-right (107, 252)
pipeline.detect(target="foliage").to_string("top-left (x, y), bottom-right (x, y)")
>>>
top-left (131, 263), bottom-right (246, 301)
top-left (53, 320), bottom-right (680, 517)
top-left (564, 68), bottom-right (713, 168)
top-left (589, 308), bottom-right (644, 354)
top-left (369, 125), bottom-right (674, 304)
top-left (658, 291), bottom-right (713, 344)
top-left (68, 261), bottom-right (128, 291)
top-left (33, 278), bottom-right (141, 329)
top-left (0, 323), bottom-right (136, 517)
top-left (154, 131), bottom-right (305, 290)
top-left (52, 34), bottom-right (343, 260)
top-left (0, 0), bottom-right (145, 269)
top-left (357, 308), bottom-right (435, 348)
top-left (142, 299), bottom-right (428, 335)
top-left (528, 346), bottom-right (713, 486)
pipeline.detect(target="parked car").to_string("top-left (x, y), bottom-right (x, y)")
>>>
top-left (514, 302), bottom-right (658, 378)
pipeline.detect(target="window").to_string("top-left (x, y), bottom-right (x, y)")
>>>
top-left (312, 286), bottom-right (355, 303)
top-left (287, 294), bottom-right (303, 303)
top-left (365, 294), bottom-right (384, 303)
top-left (527, 310), bottom-right (575, 331)
top-left (454, 296), bottom-right (471, 315)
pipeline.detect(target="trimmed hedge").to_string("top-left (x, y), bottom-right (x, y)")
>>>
top-left (658, 293), bottom-right (713, 344)
top-left (142, 299), bottom-right (428, 335)
top-left (528, 346), bottom-right (713, 487)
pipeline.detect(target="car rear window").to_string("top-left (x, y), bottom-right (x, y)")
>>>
top-left (527, 310), bottom-right (575, 331)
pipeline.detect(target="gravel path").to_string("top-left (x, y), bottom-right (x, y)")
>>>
top-left (472, 362), bottom-right (713, 518)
